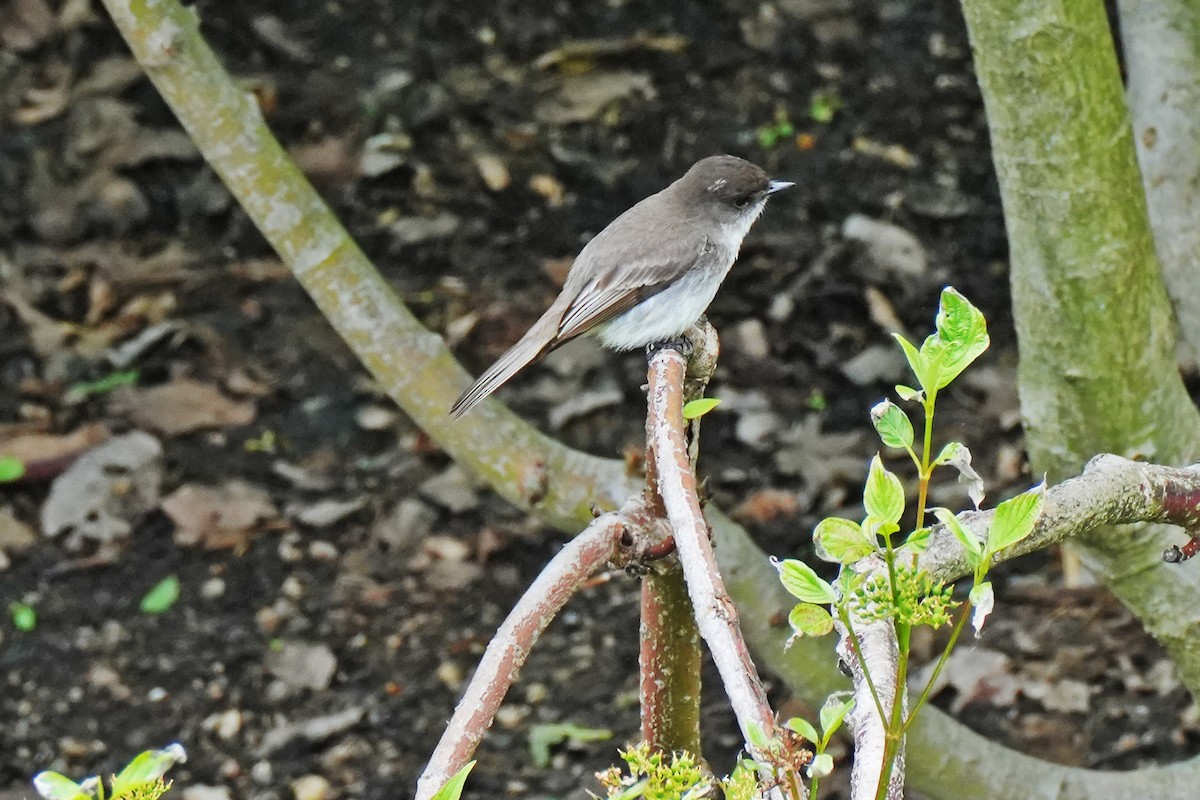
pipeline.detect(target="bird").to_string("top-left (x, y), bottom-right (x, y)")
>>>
top-left (450, 154), bottom-right (793, 418)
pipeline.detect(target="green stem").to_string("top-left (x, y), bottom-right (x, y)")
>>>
top-left (840, 607), bottom-right (887, 723)
top-left (915, 392), bottom-right (937, 531)
top-left (802, 770), bottom-right (816, 800)
top-left (902, 601), bottom-right (973, 734)
top-left (873, 621), bottom-right (910, 800)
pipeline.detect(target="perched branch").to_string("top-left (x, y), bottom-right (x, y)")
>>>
top-left (415, 497), bottom-right (659, 800)
top-left (646, 344), bottom-right (802, 796)
top-left (638, 321), bottom-right (718, 754)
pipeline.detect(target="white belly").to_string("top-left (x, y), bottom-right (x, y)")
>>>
top-left (595, 262), bottom-right (730, 350)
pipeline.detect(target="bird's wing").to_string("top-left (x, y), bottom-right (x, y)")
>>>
top-left (555, 237), bottom-right (711, 341)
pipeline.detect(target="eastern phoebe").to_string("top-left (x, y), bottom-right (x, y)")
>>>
top-left (450, 154), bottom-right (793, 418)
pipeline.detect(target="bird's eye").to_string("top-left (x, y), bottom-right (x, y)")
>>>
top-left (732, 195), bottom-right (752, 209)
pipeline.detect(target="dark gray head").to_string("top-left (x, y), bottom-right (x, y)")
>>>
top-left (671, 155), bottom-right (794, 228)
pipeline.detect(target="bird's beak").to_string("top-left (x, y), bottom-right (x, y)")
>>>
top-left (767, 179), bottom-right (795, 194)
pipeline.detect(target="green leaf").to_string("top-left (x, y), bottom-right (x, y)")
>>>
top-left (32, 773), bottom-right (89, 800)
top-left (905, 527), bottom-right (933, 554)
top-left (430, 761), bottom-right (476, 800)
top-left (746, 721), bottom-right (771, 752)
top-left (813, 517), bottom-right (877, 565)
top-left (894, 384), bottom-right (922, 402)
top-left (682, 397), bottom-right (721, 420)
top-left (429, 762), bottom-right (475, 800)
top-left (929, 288), bottom-right (989, 389)
top-left (809, 91), bottom-right (841, 123)
top-left (0, 456), bottom-right (25, 483)
top-left (807, 753), bottom-right (835, 779)
top-left (892, 334), bottom-right (928, 391)
top-left (783, 717), bottom-right (820, 744)
top-left (819, 693), bottom-right (855, 740)
top-left (10, 601), bottom-right (36, 631)
top-left (933, 441), bottom-right (961, 465)
top-left (140, 576), bottom-right (181, 615)
top-left (64, 369), bottom-right (140, 403)
top-left (528, 723), bottom-right (611, 767)
top-left (988, 482), bottom-right (1046, 554)
top-left (775, 559), bottom-right (836, 604)
top-left (787, 603), bottom-right (834, 637)
top-left (112, 745), bottom-right (187, 795)
top-left (933, 508), bottom-right (983, 566)
top-left (870, 400), bottom-right (914, 450)
top-left (863, 454), bottom-right (905, 527)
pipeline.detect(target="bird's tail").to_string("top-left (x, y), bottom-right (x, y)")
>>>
top-left (449, 323), bottom-right (555, 419)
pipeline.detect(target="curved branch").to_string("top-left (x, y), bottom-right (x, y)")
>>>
top-left (99, 0), bottom-right (638, 535)
top-left (415, 503), bottom-right (643, 800)
top-left (720, 453), bottom-right (1200, 800)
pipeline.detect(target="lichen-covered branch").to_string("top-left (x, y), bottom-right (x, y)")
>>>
top-left (729, 453), bottom-right (1200, 800)
top-left (959, 0), bottom-right (1200, 696)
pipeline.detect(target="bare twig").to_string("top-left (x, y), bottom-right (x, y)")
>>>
top-left (415, 498), bottom-right (655, 800)
top-left (646, 344), bottom-right (803, 797)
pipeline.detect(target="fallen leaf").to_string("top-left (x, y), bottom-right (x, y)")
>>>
top-left (0, 0), bottom-right (57, 53)
top-left (0, 506), bottom-right (39, 565)
top-left (473, 153), bottom-right (511, 191)
top-left (534, 71), bottom-right (655, 125)
top-left (162, 481), bottom-right (280, 550)
top-left (111, 378), bottom-right (256, 434)
top-left (732, 489), bottom-right (801, 524)
top-left (910, 647), bottom-right (1019, 713)
top-left (40, 431), bottom-right (163, 550)
top-left (0, 422), bottom-right (110, 464)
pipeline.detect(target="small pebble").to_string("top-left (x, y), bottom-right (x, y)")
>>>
top-left (308, 540), bottom-right (339, 562)
top-left (354, 404), bottom-right (398, 430)
top-left (278, 532), bottom-right (305, 563)
top-left (291, 774), bottom-right (332, 800)
top-left (201, 577), bottom-right (227, 600)
top-left (436, 660), bottom-right (464, 690)
top-left (281, 575), bottom-right (305, 600)
top-left (250, 761), bottom-right (274, 785)
top-left (494, 704), bottom-right (530, 729)
top-left (215, 709), bottom-right (242, 740)
top-left (182, 786), bottom-right (234, 800)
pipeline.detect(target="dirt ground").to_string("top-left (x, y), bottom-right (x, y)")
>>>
top-left (2, 1), bottom-right (1197, 799)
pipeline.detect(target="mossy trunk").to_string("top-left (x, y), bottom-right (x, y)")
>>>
top-left (959, 0), bottom-right (1200, 693)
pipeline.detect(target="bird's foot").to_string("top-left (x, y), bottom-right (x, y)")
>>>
top-left (646, 336), bottom-right (694, 361)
